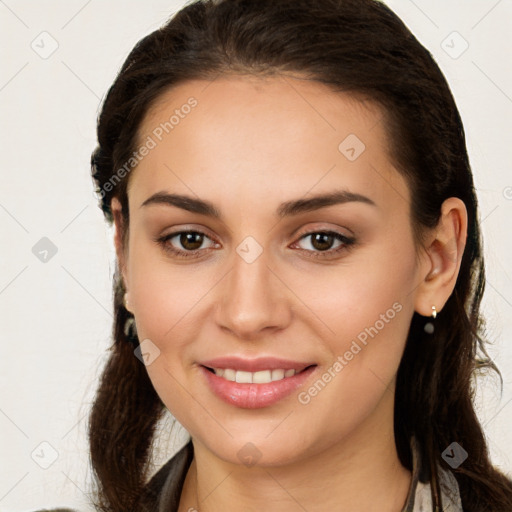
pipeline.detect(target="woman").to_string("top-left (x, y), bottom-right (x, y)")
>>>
top-left (37, 0), bottom-right (512, 510)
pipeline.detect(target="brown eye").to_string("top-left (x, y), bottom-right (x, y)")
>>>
top-left (309, 232), bottom-right (336, 251)
top-left (179, 232), bottom-right (205, 250)
top-left (156, 229), bottom-right (355, 261)
top-left (293, 230), bottom-right (356, 260)
top-left (156, 230), bottom-right (218, 258)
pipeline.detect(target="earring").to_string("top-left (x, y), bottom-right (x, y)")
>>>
top-left (124, 316), bottom-right (139, 346)
top-left (123, 293), bottom-right (139, 345)
top-left (424, 305), bottom-right (437, 334)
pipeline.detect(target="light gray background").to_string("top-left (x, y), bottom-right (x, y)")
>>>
top-left (1, 1), bottom-right (511, 510)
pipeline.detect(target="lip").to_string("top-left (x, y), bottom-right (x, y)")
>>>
top-left (200, 356), bottom-right (314, 373)
top-left (199, 360), bottom-right (317, 409)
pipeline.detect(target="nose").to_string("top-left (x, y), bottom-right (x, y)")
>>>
top-left (214, 247), bottom-right (292, 340)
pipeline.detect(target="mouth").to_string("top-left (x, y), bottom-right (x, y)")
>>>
top-left (199, 359), bottom-right (318, 409)
top-left (202, 365), bottom-right (316, 384)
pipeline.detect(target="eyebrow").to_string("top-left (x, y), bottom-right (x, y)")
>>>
top-left (140, 189), bottom-right (377, 218)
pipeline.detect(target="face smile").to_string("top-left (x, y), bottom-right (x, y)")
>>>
top-left (200, 359), bottom-right (318, 409)
top-left (112, 73), bottom-right (427, 467)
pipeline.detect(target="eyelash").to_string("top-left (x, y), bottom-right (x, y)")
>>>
top-left (155, 229), bottom-right (356, 260)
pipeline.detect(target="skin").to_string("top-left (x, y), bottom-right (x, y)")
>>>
top-left (111, 74), bottom-right (467, 512)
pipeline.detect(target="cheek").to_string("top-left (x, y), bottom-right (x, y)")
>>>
top-left (127, 246), bottom-right (211, 430)
top-left (127, 240), bottom-right (214, 347)
top-left (292, 285), bottom-right (413, 452)
top-left (297, 230), bottom-right (417, 351)
top-left (293, 232), bottom-right (417, 411)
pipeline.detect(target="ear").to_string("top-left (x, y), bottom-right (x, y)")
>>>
top-left (111, 197), bottom-right (132, 312)
top-left (414, 197), bottom-right (468, 317)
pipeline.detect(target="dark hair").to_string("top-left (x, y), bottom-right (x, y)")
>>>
top-left (89, 0), bottom-right (512, 510)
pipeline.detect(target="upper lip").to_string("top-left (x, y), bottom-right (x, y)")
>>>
top-left (200, 356), bottom-right (316, 373)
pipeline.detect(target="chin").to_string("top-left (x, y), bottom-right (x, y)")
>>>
top-left (196, 429), bottom-right (319, 468)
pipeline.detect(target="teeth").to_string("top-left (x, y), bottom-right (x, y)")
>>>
top-left (272, 369), bottom-right (284, 381)
top-left (253, 370), bottom-right (272, 383)
top-left (223, 369), bottom-right (236, 381)
top-left (212, 368), bottom-right (297, 383)
top-left (235, 370), bottom-right (252, 383)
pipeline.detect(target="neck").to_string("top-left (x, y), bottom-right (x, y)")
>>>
top-left (178, 393), bottom-right (411, 512)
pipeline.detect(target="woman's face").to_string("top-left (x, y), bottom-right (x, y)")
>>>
top-left (113, 74), bottom-right (430, 466)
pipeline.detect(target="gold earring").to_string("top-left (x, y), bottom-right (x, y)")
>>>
top-left (424, 305), bottom-right (437, 334)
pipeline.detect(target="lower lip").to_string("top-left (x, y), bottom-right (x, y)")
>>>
top-left (200, 365), bottom-right (317, 409)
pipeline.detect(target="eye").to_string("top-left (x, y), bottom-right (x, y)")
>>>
top-left (291, 230), bottom-right (355, 259)
top-left (155, 228), bottom-right (355, 260)
top-left (156, 230), bottom-right (218, 258)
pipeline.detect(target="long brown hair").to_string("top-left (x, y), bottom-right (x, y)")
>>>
top-left (89, 0), bottom-right (512, 510)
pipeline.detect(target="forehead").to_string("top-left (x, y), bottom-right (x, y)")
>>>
top-left (129, 74), bottom-right (410, 217)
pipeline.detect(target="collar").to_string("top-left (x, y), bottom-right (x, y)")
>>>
top-left (402, 436), bottom-right (463, 512)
